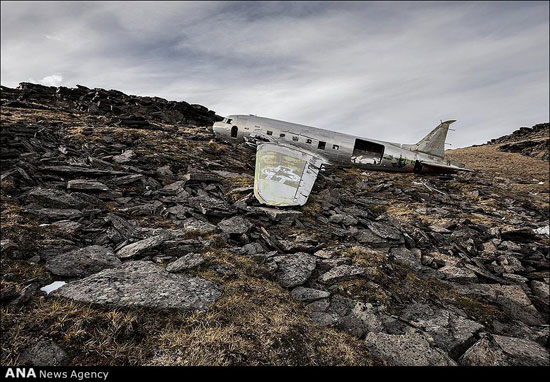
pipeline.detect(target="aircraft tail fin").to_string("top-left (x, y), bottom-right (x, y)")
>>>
top-left (412, 120), bottom-right (456, 158)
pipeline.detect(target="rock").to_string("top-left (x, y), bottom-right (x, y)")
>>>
top-left (53, 261), bottom-right (222, 311)
top-left (218, 216), bottom-right (252, 235)
top-left (45, 245), bottom-right (121, 277)
top-left (268, 253), bottom-right (317, 288)
top-left (19, 338), bottom-right (68, 366)
top-left (339, 302), bottom-right (384, 338)
top-left (257, 207), bottom-right (302, 222)
top-left (531, 280), bottom-right (549, 300)
top-left (461, 284), bottom-right (543, 326)
top-left (459, 334), bottom-right (549, 366)
top-left (438, 265), bottom-right (478, 283)
top-left (313, 248), bottom-right (336, 259)
top-left (182, 217), bottom-right (217, 233)
top-left (364, 331), bottom-right (457, 366)
top-left (115, 235), bottom-right (167, 259)
top-left (30, 208), bottom-right (82, 220)
top-left (160, 180), bottom-right (188, 196)
top-left (166, 253), bottom-right (205, 272)
top-left (400, 303), bottom-right (484, 359)
top-left (290, 286), bottom-right (330, 302)
top-left (67, 179), bottom-right (109, 192)
top-left (329, 214), bottom-right (358, 226)
top-left (389, 247), bottom-right (421, 270)
top-left (27, 187), bottom-right (82, 209)
top-left (241, 242), bottom-right (264, 255)
top-left (318, 264), bottom-right (365, 285)
top-left (310, 311), bottom-right (340, 327)
top-left (112, 149), bottom-right (134, 163)
top-left (366, 221), bottom-right (403, 241)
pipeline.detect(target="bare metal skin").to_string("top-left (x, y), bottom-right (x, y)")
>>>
top-left (213, 115), bottom-right (471, 206)
top-left (213, 115), bottom-right (470, 174)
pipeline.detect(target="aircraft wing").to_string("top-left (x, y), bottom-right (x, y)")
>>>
top-left (419, 160), bottom-right (474, 172)
top-left (254, 143), bottom-right (325, 207)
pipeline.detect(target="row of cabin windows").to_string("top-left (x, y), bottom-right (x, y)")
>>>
top-left (264, 130), bottom-right (339, 150)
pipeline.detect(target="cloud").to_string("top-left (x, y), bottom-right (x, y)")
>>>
top-left (1, 1), bottom-right (548, 147)
top-left (38, 74), bottom-right (63, 87)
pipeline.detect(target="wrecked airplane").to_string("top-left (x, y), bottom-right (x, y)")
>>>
top-left (213, 115), bottom-right (472, 207)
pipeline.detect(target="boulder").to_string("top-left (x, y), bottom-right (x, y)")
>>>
top-left (364, 331), bottom-right (457, 366)
top-left (459, 334), bottom-right (549, 366)
top-left (19, 338), bottom-right (68, 366)
top-left (268, 253), bottom-right (317, 288)
top-left (53, 261), bottom-right (222, 311)
top-left (45, 245), bottom-right (121, 277)
top-left (400, 303), bottom-right (484, 359)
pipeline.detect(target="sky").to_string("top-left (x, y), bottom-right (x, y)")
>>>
top-left (1, 1), bottom-right (548, 147)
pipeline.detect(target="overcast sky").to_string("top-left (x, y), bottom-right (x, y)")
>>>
top-left (1, 1), bottom-right (548, 147)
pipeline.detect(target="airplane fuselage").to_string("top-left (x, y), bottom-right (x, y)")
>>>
top-left (213, 115), bottom-right (463, 173)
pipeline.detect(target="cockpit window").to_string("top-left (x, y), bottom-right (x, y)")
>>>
top-left (267, 130), bottom-right (273, 136)
top-left (306, 139), bottom-right (312, 144)
top-left (227, 119), bottom-right (232, 124)
top-left (332, 144), bottom-right (339, 150)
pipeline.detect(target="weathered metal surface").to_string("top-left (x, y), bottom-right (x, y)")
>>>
top-left (213, 114), bottom-right (471, 205)
top-left (254, 143), bottom-right (324, 207)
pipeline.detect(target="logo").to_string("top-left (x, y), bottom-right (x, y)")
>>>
top-left (5, 368), bottom-right (37, 378)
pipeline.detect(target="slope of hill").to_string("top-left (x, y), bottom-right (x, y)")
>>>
top-left (1, 83), bottom-right (548, 366)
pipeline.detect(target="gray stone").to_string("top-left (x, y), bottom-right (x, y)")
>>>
top-left (257, 207), bottom-right (302, 222)
top-left (112, 149), bottom-right (134, 163)
top-left (531, 280), bottom-right (549, 300)
top-left (19, 338), bottom-right (68, 366)
top-left (340, 302), bottom-right (384, 338)
top-left (268, 253), bottom-right (317, 288)
top-left (290, 286), bottom-right (330, 302)
top-left (27, 187), bottom-right (82, 209)
top-left (30, 208), bottom-right (82, 220)
top-left (400, 303), bottom-right (484, 358)
top-left (54, 261), bottom-right (222, 311)
top-left (318, 264), bottom-right (365, 285)
top-left (364, 331), bottom-right (457, 366)
top-left (241, 242), bottom-right (264, 255)
top-left (310, 311), bottom-right (340, 327)
top-left (182, 217), bottom-right (217, 233)
top-left (389, 247), bottom-right (421, 270)
top-left (160, 180), bottom-right (188, 196)
top-left (437, 265), bottom-right (478, 283)
top-left (166, 253), bottom-right (204, 272)
top-left (355, 229), bottom-right (387, 246)
top-left (366, 221), bottom-right (403, 241)
top-left (218, 216), bottom-right (252, 234)
top-left (67, 179), bottom-right (109, 192)
top-left (46, 245), bottom-right (121, 277)
top-left (460, 284), bottom-right (543, 326)
top-left (116, 235), bottom-right (166, 259)
top-left (459, 334), bottom-right (549, 366)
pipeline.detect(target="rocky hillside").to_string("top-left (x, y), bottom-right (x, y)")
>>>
top-left (1, 83), bottom-right (549, 366)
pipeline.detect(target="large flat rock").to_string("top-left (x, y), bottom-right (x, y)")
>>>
top-left (364, 331), bottom-right (457, 366)
top-left (459, 334), bottom-right (549, 366)
top-left (45, 245), bottom-right (121, 277)
top-left (53, 261), bottom-right (222, 311)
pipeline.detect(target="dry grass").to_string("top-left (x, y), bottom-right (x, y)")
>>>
top-left (1, 249), bottom-right (378, 366)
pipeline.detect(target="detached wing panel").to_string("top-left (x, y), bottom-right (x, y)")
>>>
top-left (254, 143), bottom-right (324, 207)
